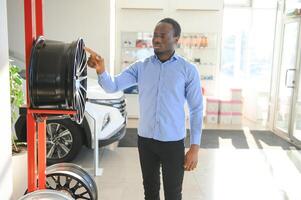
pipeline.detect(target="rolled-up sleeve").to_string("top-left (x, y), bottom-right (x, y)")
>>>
top-left (98, 61), bottom-right (140, 93)
top-left (185, 65), bottom-right (203, 145)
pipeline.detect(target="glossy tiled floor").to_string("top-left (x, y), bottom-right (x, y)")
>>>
top-left (73, 144), bottom-right (301, 200)
top-left (127, 117), bottom-right (269, 130)
top-left (11, 118), bottom-right (301, 200)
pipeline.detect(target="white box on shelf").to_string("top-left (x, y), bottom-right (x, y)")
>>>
top-left (206, 98), bottom-right (219, 113)
top-left (206, 112), bottom-right (218, 124)
top-left (219, 100), bottom-right (232, 113)
top-left (232, 112), bottom-right (242, 124)
top-left (231, 88), bottom-right (242, 100)
top-left (231, 100), bottom-right (243, 113)
top-left (219, 112), bottom-right (232, 124)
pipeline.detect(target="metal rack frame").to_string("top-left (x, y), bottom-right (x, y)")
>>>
top-left (24, 0), bottom-right (76, 192)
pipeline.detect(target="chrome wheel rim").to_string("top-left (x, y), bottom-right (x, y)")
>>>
top-left (46, 123), bottom-right (73, 160)
top-left (18, 189), bottom-right (74, 200)
top-left (46, 163), bottom-right (98, 200)
top-left (29, 36), bottom-right (87, 124)
top-left (71, 39), bottom-right (87, 124)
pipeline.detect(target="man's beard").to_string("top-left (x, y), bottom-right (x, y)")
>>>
top-left (154, 49), bottom-right (164, 55)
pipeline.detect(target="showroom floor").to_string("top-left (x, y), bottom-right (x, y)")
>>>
top-left (12, 122), bottom-right (301, 200)
top-left (127, 117), bottom-right (269, 130)
top-left (72, 128), bottom-right (301, 200)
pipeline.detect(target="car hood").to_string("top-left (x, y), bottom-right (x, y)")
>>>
top-left (87, 78), bottom-right (124, 100)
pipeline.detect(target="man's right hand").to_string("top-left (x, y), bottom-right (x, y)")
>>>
top-left (85, 47), bottom-right (105, 74)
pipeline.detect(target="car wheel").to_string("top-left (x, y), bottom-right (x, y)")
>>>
top-left (46, 119), bottom-right (83, 165)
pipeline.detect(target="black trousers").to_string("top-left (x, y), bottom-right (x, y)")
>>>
top-left (138, 135), bottom-right (185, 200)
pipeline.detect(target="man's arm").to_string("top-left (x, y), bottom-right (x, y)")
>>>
top-left (184, 65), bottom-right (203, 171)
top-left (85, 47), bottom-right (138, 93)
top-left (97, 64), bottom-right (138, 93)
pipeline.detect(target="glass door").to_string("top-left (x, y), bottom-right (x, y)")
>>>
top-left (292, 76), bottom-right (301, 143)
top-left (291, 35), bottom-right (301, 145)
top-left (274, 19), bottom-right (300, 137)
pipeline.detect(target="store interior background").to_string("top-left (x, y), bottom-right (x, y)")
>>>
top-left (3, 0), bottom-right (301, 199)
top-left (7, 0), bottom-right (278, 130)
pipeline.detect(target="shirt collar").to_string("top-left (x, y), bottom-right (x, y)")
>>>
top-left (153, 52), bottom-right (179, 63)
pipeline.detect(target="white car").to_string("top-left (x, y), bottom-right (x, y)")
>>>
top-left (15, 78), bottom-right (127, 165)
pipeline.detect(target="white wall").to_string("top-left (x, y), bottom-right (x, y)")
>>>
top-left (0, 0), bottom-right (13, 198)
top-left (7, 0), bottom-right (25, 68)
top-left (115, 0), bottom-right (223, 96)
top-left (7, 0), bottom-right (113, 78)
top-left (44, 0), bottom-right (112, 78)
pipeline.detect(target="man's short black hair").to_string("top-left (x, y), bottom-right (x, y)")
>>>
top-left (158, 18), bottom-right (181, 37)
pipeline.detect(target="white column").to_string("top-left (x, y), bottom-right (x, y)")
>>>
top-left (0, 0), bottom-right (13, 198)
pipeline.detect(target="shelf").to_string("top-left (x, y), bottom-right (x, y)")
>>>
top-left (121, 7), bottom-right (164, 11)
top-left (176, 8), bottom-right (220, 11)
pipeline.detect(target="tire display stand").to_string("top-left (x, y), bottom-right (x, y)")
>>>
top-left (21, 0), bottom-right (97, 199)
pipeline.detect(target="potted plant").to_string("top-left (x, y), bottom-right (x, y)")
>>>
top-left (9, 61), bottom-right (25, 153)
top-left (10, 61), bottom-right (29, 199)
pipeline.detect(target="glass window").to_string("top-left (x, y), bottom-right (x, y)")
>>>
top-left (220, 7), bottom-right (276, 123)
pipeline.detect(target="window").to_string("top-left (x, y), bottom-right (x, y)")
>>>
top-left (220, 6), bottom-right (276, 122)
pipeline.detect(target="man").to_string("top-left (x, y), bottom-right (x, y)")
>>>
top-left (86, 18), bottom-right (203, 200)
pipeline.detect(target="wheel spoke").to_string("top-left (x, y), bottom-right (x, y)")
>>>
top-left (72, 181), bottom-right (82, 191)
top-left (57, 175), bottom-right (61, 187)
top-left (57, 147), bottom-right (63, 159)
top-left (78, 52), bottom-right (85, 70)
top-left (77, 191), bottom-right (90, 198)
top-left (77, 52), bottom-right (85, 76)
top-left (75, 92), bottom-right (83, 121)
top-left (64, 138), bottom-right (72, 143)
top-left (55, 129), bottom-right (71, 139)
top-left (76, 46), bottom-right (82, 67)
top-left (58, 143), bottom-right (70, 155)
top-left (65, 176), bottom-right (72, 188)
top-left (55, 123), bottom-right (61, 133)
top-left (78, 62), bottom-right (86, 77)
top-left (78, 75), bottom-right (87, 82)
top-left (47, 125), bottom-right (54, 140)
top-left (50, 176), bottom-right (57, 183)
top-left (73, 95), bottom-right (79, 123)
top-left (78, 93), bottom-right (85, 121)
top-left (78, 89), bottom-right (85, 104)
top-left (75, 92), bottom-right (81, 113)
top-left (79, 82), bottom-right (87, 93)
top-left (47, 144), bottom-right (56, 158)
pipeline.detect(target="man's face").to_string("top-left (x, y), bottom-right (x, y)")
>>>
top-left (152, 22), bottom-right (178, 55)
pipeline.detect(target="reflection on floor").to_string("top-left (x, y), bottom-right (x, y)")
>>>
top-left (72, 128), bottom-right (301, 200)
top-left (127, 117), bottom-right (269, 130)
top-left (118, 129), bottom-right (297, 149)
top-left (293, 130), bottom-right (301, 141)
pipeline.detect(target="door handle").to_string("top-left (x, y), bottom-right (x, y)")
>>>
top-left (285, 69), bottom-right (296, 88)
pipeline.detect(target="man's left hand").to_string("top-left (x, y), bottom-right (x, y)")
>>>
top-left (184, 144), bottom-right (199, 171)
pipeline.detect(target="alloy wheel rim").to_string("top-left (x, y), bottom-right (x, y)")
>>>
top-left (46, 123), bottom-right (73, 160)
top-left (46, 163), bottom-right (98, 200)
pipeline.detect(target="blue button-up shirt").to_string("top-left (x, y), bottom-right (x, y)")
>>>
top-left (98, 53), bottom-right (203, 145)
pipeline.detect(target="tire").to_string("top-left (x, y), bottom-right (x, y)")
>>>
top-left (15, 115), bottom-right (27, 142)
top-left (46, 119), bottom-right (83, 165)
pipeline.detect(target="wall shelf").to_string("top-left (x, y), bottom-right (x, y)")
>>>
top-left (121, 7), bottom-right (164, 11)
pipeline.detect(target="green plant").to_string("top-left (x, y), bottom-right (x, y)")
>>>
top-left (9, 61), bottom-right (25, 152)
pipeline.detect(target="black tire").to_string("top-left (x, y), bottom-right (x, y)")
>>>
top-left (46, 119), bottom-right (83, 165)
top-left (15, 115), bottom-right (27, 142)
